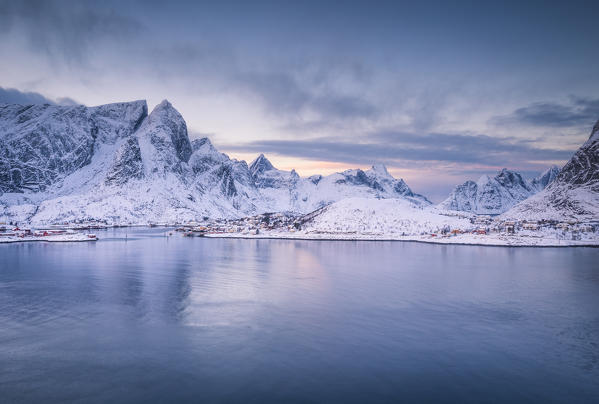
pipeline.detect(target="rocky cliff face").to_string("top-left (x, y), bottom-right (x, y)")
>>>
top-left (136, 100), bottom-right (192, 178)
top-left (0, 101), bottom-right (147, 193)
top-left (553, 122), bottom-right (599, 190)
top-left (503, 121), bottom-right (599, 221)
top-left (530, 166), bottom-right (560, 192)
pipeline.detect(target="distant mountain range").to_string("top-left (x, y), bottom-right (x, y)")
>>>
top-left (438, 166), bottom-right (559, 215)
top-left (1, 99), bottom-right (596, 224)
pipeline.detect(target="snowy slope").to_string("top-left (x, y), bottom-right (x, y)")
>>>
top-left (300, 197), bottom-right (472, 236)
top-left (0, 99), bottom-right (430, 224)
top-left (503, 121), bottom-right (599, 221)
top-left (439, 167), bottom-right (558, 214)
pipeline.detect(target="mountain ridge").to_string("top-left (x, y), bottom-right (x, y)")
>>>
top-left (0, 99), bottom-right (430, 224)
top-left (438, 166), bottom-right (560, 215)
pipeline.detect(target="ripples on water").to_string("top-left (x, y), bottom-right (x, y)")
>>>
top-left (1, 228), bottom-right (598, 403)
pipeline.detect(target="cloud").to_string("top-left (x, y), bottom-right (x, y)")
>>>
top-left (0, 0), bottom-right (143, 63)
top-left (0, 86), bottom-right (55, 104)
top-left (150, 42), bottom-right (378, 121)
top-left (491, 97), bottom-right (599, 128)
top-left (55, 96), bottom-right (80, 106)
top-left (236, 70), bottom-right (377, 119)
top-left (223, 131), bottom-right (573, 168)
top-left (0, 87), bottom-right (81, 105)
top-left (140, 40), bottom-right (381, 133)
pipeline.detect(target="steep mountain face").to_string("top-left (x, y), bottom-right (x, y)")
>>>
top-left (136, 100), bottom-right (192, 177)
top-left (553, 121), bottom-right (599, 188)
top-left (188, 137), bottom-right (263, 213)
top-left (0, 101), bottom-right (147, 193)
top-left (503, 121), bottom-right (599, 221)
top-left (249, 154), bottom-right (275, 177)
top-left (529, 165), bottom-right (560, 192)
top-left (104, 137), bottom-right (144, 186)
top-left (0, 99), bottom-right (429, 224)
top-left (439, 167), bottom-right (558, 215)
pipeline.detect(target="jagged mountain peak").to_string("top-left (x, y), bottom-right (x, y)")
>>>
top-left (496, 168), bottom-right (519, 178)
top-left (141, 100), bottom-right (192, 164)
top-left (495, 168), bottom-right (529, 190)
top-left (153, 99), bottom-right (173, 111)
top-left (476, 174), bottom-right (492, 187)
top-left (188, 136), bottom-right (230, 175)
top-left (249, 153), bottom-right (275, 176)
top-left (369, 163), bottom-right (392, 178)
top-left (441, 166), bottom-right (556, 214)
top-left (588, 119), bottom-right (599, 143)
top-left (530, 165), bottom-right (560, 191)
top-left (147, 99), bottom-right (183, 124)
top-left (191, 137), bottom-right (218, 154)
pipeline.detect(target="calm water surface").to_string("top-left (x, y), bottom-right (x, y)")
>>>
top-left (1, 228), bottom-right (598, 403)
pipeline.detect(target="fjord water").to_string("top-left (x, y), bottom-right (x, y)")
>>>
top-left (1, 228), bottom-right (598, 403)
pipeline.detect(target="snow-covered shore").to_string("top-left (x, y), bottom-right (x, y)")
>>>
top-left (0, 233), bottom-right (98, 244)
top-left (195, 197), bottom-right (599, 247)
top-left (203, 231), bottom-right (598, 247)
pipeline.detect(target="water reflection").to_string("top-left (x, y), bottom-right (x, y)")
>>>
top-left (0, 228), bottom-right (598, 403)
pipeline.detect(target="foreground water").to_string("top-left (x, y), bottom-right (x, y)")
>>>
top-left (0, 228), bottom-right (598, 403)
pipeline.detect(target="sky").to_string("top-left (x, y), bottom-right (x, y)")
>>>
top-left (1, 0), bottom-right (598, 201)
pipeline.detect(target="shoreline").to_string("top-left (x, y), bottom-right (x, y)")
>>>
top-left (2, 225), bottom-right (597, 247)
top-left (201, 232), bottom-right (599, 248)
top-left (0, 234), bottom-right (98, 244)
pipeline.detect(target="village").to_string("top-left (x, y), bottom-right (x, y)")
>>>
top-left (170, 212), bottom-right (599, 244)
top-left (434, 215), bottom-right (599, 241)
top-left (1, 212), bottom-right (598, 246)
top-left (175, 212), bottom-right (304, 237)
top-left (0, 222), bottom-right (100, 243)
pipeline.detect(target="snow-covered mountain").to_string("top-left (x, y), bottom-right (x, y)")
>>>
top-left (529, 165), bottom-right (560, 192)
top-left (0, 99), bottom-right (429, 224)
top-left (439, 166), bottom-right (559, 215)
top-left (300, 197), bottom-right (472, 237)
top-left (249, 156), bottom-right (430, 213)
top-left (0, 101), bottom-right (147, 193)
top-left (503, 121), bottom-right (599, 221)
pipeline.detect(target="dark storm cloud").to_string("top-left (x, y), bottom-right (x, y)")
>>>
top-left (237, 71), bottom-right (377, 118)
top-left (0, 0), bottom-right (143, 62)
top-left (224, 131), bottom-right (573, 167)
top-left (149, 42), bottom-right (377, 120)
top-left (0, 87), bottom-right (55, 104)
top-left (0, 87), bottom-right (82, 105)
top-left (491, 97), bottom-right (599, 128)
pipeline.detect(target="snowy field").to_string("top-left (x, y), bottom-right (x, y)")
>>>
top-left (203, 198), bottom-right (599, 247)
